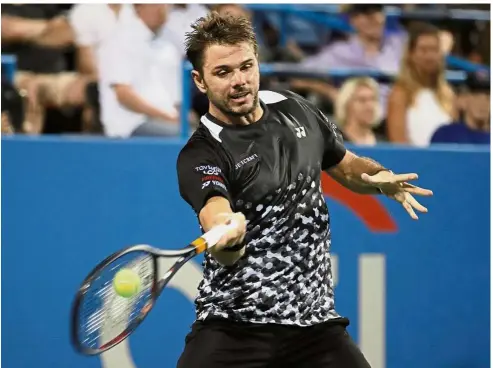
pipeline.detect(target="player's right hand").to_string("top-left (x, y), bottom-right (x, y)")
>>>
top-left (213, 212), bottom-right (247, 251)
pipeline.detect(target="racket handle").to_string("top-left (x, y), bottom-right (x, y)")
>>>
top-left (201, 220), bottom-right (239, 249)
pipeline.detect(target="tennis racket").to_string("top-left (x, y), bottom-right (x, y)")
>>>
top-left (70, 221), bottom-right (239, 356)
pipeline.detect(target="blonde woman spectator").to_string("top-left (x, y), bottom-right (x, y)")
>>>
top-left (387, 23), bottom-right (456, 146)
top-left (335, 77), bottom-right (385, 146)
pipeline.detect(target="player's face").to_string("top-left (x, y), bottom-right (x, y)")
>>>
top-left (196, 42), bottom-right (260, 117)
top-left (348, 85), bottom-right (378, 127)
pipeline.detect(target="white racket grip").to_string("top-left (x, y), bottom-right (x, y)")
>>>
top-left (201, 220), bottom-right (240, 249)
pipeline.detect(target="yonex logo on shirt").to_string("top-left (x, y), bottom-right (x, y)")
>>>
top-left (201, 179), bottom-right (227, 191)
top-left (296, 127), bottom-right (306, 138)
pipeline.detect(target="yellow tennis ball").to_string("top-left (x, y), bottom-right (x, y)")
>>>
top-left (113, 269), bottom-right (141, 298)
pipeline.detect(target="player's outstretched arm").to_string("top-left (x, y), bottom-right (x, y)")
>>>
top-left (199, 196), bottom-right (247, 266)
top-left (328, 150), bottom-right (388, 194)
top-left (328, 150), bottom-right (433, 220)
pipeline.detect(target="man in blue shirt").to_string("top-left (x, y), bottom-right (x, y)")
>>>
top-left (431, 72), bottom-right (490, 145)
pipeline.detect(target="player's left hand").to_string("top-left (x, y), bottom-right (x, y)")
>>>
top-left (361, 171), bottom-right (433, 220)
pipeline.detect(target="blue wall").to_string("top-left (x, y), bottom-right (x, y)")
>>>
top-left (2, 136), bottom-right (490, 368)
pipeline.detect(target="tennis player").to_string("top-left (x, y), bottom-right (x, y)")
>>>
top-left (176, 12), bottom-right (433, 368)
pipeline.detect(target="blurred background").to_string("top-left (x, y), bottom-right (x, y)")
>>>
top-left (1, 3), bottom-right (490, 368)
top-left (1, 3), bottom-right (490, 144)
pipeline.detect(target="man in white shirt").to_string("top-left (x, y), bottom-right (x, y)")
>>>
top-left (99, 4), bottom-right (181, 138)
top-left (69, 4), bottom-right (132, 78)
top-left (161, 4), bottom-right (209, 56)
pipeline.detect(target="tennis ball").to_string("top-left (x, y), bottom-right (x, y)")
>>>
top-left (113, 268), bottom-right (141, 298)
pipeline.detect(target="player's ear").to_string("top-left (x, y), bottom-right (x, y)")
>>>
top-left (192, 70), bottom-right (207, 94)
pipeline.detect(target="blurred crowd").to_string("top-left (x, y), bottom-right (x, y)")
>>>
top-left (1, 3), bottom-right (490, 146)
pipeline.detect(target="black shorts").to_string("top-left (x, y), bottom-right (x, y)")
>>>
top-left (176, 317), bottom-right (372, 368)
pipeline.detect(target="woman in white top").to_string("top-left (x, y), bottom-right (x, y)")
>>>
top-left (334, 77), bottom-right (385, 146)
top-left (387, 23), bottom-right (456, 146)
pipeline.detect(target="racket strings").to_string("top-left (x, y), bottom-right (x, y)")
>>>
top-left (78, 252), bottom-right (154, 350)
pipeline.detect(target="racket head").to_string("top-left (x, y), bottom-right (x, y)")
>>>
top-left (70, 246), bottom-right (160, 355)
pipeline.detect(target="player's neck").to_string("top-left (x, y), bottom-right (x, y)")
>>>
top-left (209, 103), bottom-right (264, 126)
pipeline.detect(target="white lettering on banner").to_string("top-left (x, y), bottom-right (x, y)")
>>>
top-left (100, 254), bottom-right (386, 368)
top-left (330, 254), bottom-right (386, 368)
top-left (358, 254), bottom-right (386, 368)
top-left (194, 165), bottom-right (221, 176)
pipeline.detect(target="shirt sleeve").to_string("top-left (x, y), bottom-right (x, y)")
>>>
top-left (177, 140), bottom-right (233, 214)
top-left (69, 5), bottom-right (96, 46)
top-left (1, 5), bottom-right (17, 16)
top-left (98, 31), bottom-right (135, 86)
top-left (430, 125), bottom-right (451, 144)
top-left (316, 109), bottom-right (347, 170)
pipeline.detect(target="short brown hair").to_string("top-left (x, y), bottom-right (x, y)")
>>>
top-left (185, 12), bottom-right (259, 73)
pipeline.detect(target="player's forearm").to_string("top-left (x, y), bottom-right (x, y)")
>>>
top-left (329, 151), bottom-right (388, 194)
top-left (199, 197), bottom-right (245, 266)
top-left (199, 196), bottom-right (234, 231)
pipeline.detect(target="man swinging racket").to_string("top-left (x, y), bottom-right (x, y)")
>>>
top-left (176, 12), bottom-right (433, 368)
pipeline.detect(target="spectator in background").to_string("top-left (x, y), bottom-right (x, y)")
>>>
top-left (69, 4), bottom-right (134, 133)
top-left (334, 77), bottom-right (385, 145)
top-left (212, 4), bottom-right (250, 19)
top-left (292, 4), bottom-right (404, 105)
top-left (162, 4), bottom-right (209, 57)
top-left (1, 4), bottom-right (87, 134)
top-left (1, 80), bottom-right (24, 134)
top-left (387, 23), bottom-right (456, 147)
top-left (99, 4), bottom-right (181, 138)
top-left (1, 112), bottom-right (14, 135)
top-left (431, 72), bottom-right (490, 145)
top-left (212, 4), bottom-right (304, 64)
top-left (304, 4), bottom-right (404, 72)
top-left (69, 4), bottom-right (132, 78)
